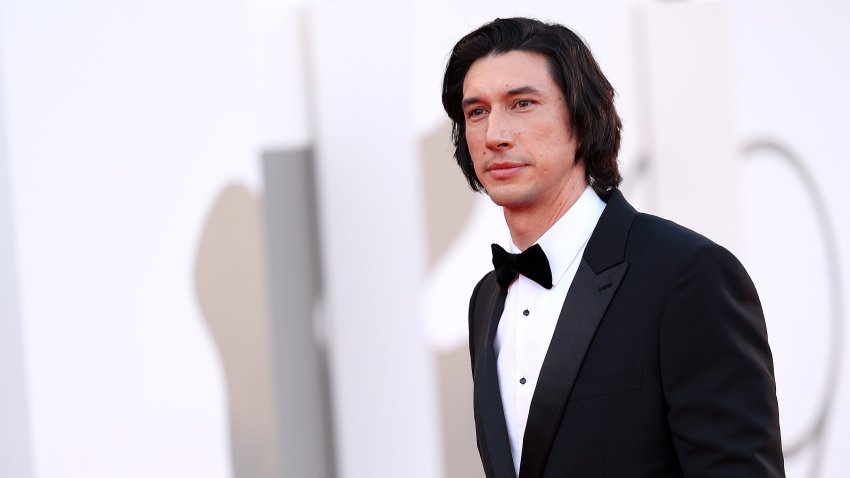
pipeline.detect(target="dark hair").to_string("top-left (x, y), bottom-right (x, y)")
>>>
top-left (441, 17), bottom-right (622, 198)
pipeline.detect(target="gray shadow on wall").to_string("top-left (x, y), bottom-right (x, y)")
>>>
top-left (420, 120), bottom-right (484, 478)
top-left (0, 60), bottom-right (34, 477)
top-left (261, 149), bottom-right (335, 478)
top-left (193, 124), bottom-right (482, 478)
top-left (194, 152), bottom-right (335, 478)
top-left (194, 183), bottom-right (283, 478)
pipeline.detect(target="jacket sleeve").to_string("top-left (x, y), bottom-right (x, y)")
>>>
top-left (660, 243), bottom-right (785, 477)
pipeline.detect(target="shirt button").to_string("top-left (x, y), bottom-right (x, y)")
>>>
top-left (523, 309), bottom-right (530, 316)
top-left (519, 377), bottom-right (527, 385)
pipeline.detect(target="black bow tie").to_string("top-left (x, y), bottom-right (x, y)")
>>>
top-left (491, 243), bottom-right (553, 290)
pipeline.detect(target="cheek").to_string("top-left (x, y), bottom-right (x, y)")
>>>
top-left (465, 127), bottom-right (480, 144)
top-left (530, 122), bottom-right (558, 142)
top-left (465, 132), bottom-right (487, 161)
top-left (529, 120), bottom-right (572, 154)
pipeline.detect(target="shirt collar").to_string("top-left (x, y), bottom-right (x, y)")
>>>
top-left (509, 186), bottom-right (606, 286)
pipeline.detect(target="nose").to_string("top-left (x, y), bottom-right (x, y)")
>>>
top-left (485, 111), bottom-right (513, 151)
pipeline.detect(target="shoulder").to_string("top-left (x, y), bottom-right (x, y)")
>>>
top-left (468, 270), bottom-right (498, 319)
top-left (630, 211), bottom-right (714, 252)
top-left (615, 210), bottom-right (759, 304)
top-left (628, 211), bottom-right (745, 272)
top-left (627, 214), bottom-right (762, 324)
top-left (467, 271), bottom-right (498, 371)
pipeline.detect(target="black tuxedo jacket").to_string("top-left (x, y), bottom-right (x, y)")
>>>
top-left (468, 190), bottom-right (784, 478)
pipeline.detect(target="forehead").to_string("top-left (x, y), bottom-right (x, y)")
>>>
top-left (462, 50), bottom-right (557, 99)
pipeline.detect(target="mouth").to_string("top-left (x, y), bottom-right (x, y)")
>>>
top-left (485, 161), bottom-right (526, 179)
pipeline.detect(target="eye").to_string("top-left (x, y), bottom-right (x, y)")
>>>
top-left (466, 107), bottom-right (487, 119)
top-left (514, 99), bottom-right (533, 109)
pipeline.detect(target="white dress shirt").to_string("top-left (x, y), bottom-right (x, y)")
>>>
top-left (494, 186), bottom-right (606, 476)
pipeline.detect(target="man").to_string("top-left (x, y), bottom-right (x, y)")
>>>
top-left (441, 17), bottom-right (784, 478)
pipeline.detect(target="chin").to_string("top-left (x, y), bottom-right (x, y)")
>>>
top-left (485, 188), bottom-right (533, 209)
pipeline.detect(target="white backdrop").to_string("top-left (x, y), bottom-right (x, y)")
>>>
top-left (1, 1), bottom-right (848, 477)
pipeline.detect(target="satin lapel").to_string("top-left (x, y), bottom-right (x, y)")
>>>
top-left (474, 280), bottom-right (516, 478)
top-left (517, 264), bottom-right (629, 478)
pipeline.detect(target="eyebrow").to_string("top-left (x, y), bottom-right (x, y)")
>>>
top-left (461, 96), bottom-right (481, 109)
top-left (507, 85), bottom-right (542, 96)
top-left (461, 85), bottom-right (543, 109)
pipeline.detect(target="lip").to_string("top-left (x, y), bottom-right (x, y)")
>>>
top-left (486, 161), bottom-right (526, 179)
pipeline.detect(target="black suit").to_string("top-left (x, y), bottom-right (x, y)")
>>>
top-left (468, 190), bottom-right (784, 478)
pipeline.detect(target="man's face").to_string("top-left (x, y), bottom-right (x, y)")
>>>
top-left (461, 50), bottom-right (585, 212)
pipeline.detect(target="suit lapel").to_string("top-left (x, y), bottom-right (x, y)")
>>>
top-left (473, 277), bottom-right (516, 478)
top-left (518, 190), bottom-right (637, 478)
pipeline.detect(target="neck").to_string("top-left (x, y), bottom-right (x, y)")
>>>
top-left (505, 178), bottom-right (589, 250)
